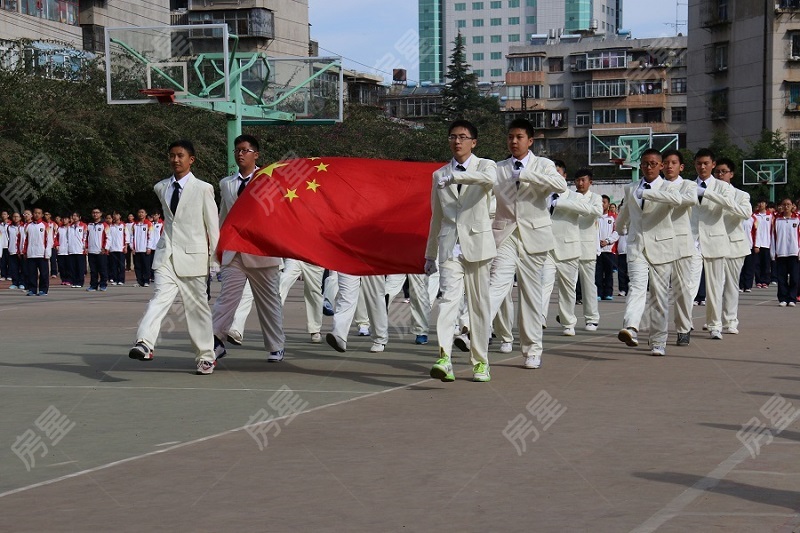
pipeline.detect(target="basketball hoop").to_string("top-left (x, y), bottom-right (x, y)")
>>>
top-left (611, 158), bottom-right (626, 167)
top-left (138, 88), bottom-right (176, 104)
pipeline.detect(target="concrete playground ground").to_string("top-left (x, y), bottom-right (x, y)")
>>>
top-left (0, 276), bottom-right (798, 532)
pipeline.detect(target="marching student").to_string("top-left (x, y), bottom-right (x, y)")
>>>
top-left (771, 198), bottom-right (800, 307)
top-left (67, 212), bottom-right (88, 288)
top-left (280, 258), bottom-right (326, 343)
top-left (596, 195), bottom-right (619, 301)
top-left (425, 119), bottom-right (497, 383)
top-left (486, 118), bottom-right (567, 370)
top-left (615, 149), bottom-right (681, 356)
top-left (23, 207), bottom-right (52, 296)
top-left (108, 212), bottom-right (128, 285)
top-left (714, 158), bottom-right (752, 334)
top-left (129, 140), bottom-right (220, 375)
top-left (86, 208), bottom-right (110, 292)
top-left (131, 209), bottom-right (153, 287)
top-left (56, 215), bottom-right (71, 285)
top-left (212, 134), bottom-right (285, 364)
top-left (574, 168), bottom-right (604, 331)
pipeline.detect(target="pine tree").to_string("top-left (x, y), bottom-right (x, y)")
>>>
top-left (440, 33), bottom-right (482, 120)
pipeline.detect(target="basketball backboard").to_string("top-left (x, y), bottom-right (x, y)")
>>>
top-left (742, 159), bottom-right (788, 186)
top-left (105, 24), bottom-right (231, 105)
top-left (590, 128), bottom-right (679, 169)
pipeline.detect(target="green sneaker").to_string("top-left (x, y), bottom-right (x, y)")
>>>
top-left (430, 356), bottom-right (455, 382)
top-left (472, 362), bottom-right (491, 382)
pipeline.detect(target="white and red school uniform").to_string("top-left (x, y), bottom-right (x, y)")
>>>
top-left (771, 214), bottom-right (800, 259)
top-left (108, 223), bottom-right (127, 252)
top-left (23, 220), bottom-right (52, 259)
top-left (6, 223), bottom-right (21, 254)
top-left (754, 211), bottom-right (772, 248)
top-left (57, 224), bottom-right (70, 256)
top-left (148, 219), bottom-right (163, 250)
top-left (67, 222), bottom-right (88, 254)
top-left (131, 220), bottom-right (153, 253)
top-left (87, 222), bottom-right (110, 254)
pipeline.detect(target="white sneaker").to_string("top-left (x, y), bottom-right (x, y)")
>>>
top-left (196, 359), bottom-right (215, 375)
top-left (617, 290), bottom-right (626, 296)
top-left (702, 324), bottom-right (708, 331)
top-left (779, 301), bottom-right (788, 307)
top-left (722, 327), bottom-right (739, 335)
top-left (562, 327), bottom-right (576, 336)
top-left (357, 325), bottom-right (370, 336)
top-left (790, 302), bottom-right (797, 308)
top-left (325, 333), bottom-right (347, 353)
top-left (267, 349), bottom-right (285, 363)
top-left (310, 332), bottom-right (322, 343)
top-left (500, 342), bottom-right (512, 353)
top-left (523, 354), bottom-right (541, 369)
top-left (585, 323), bottom-right (598, 331)
top-left (618, 328), bottom-right (639, 347)
top-left (651, 343), bottom-right (666, 356)
top-left (369, 342), bottom-right (385, 353)
top-left (453, 333), bottom-right (471, 353)
top-left (710, 329), bottom-right (723, 340)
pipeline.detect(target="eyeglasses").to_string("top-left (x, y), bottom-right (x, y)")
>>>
top-left (92, 211), bottom-right (101, 214)
top-left (714, 169), bottom-right (731, 175)
top-left (233, 148), bottom-right (257, 155)
top-left (448, 135), bottom-right (474, 142)
top-left (641, 161), bottom-right (662, 168)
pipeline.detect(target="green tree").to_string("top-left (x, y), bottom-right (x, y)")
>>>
top-left (440, 33), bottom-right (482, 121)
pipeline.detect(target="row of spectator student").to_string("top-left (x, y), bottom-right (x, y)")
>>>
top-left (0, 208), bottom-right (164, 295)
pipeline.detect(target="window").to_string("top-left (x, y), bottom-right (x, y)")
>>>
top-left (526, 0), bottom-right (536, 5)
top-left (455, 2), bottom-right (466, 10)
top-left (586, 50), bottom-right (627, 69)
top-left (508, 34), bottom-right (520, 42)
top-left (491, 68), bottom-right (503, 77)
top-left (548, 57), bottom-right (564, 72)
top-left (474, 69), bottom-right (484, 77)
top-left (473, 18), bottom-right (485, 27)
top-left (576, 112), bottom-right (591, 126)
top-left (714, 43), bottom-right (728, 71)
top-left (671, 107), bottom-right (687, 123)
top-left (508, 55), bottom-right (542, 71)
top-left (508, 0), bottom-right (520, 6)
top-left (593, 109), bottom-right (627, 124)
top-left (572, 80), bottom-right (626, 98)
top-left (490, 0), bottom-right (501, 7)
top-left (508, 17), bottom-right (520, 25)
top-left (789, 132), bottom-right (800, 151)
top-left (526, 16), bottom-right (536, 24)
top-left (507, 85), bottom-right (544, 99)
top-left (709, 88), bottom-right (728, 120)
top-left (472, 1), bottom-right (484, 9)
top-left (628, 80), bottom-right (663, 95)
top-left (791, 33), bottom-right (800, 58)
top-left (630, 108), bottom-right (663, 123)
top-left (549, 84), bottom-right (564, 98)
top-left (473, 53), bottom-right (485, 61)
top-left (718, 0), bottom-right (729, 20)
top-left (671, 78), bottom-right (687, 94)
top-left (491, 17), bottom-right (502, 25)
top-left (473, 36), bottom-right (484, 44)
top-left (2, 0), bottom-right (19, 12)
top-left (491, 35), bottom-right (502, 43)
top-left (20, 0), bottom-right (77, 24)
top-left (457, 19), bottom-right (467, 28)
top-left (491, 51), bottom-right (502, 60)
top-left (787, 82), bottom-right (800, 110)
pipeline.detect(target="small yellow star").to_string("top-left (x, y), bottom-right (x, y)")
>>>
top-left (315, 162), bottom-right (329, 172)
top-left (254, 161), bottom-right (289, 179)
top-left (284, 188), bottom-right (299, 202)
top-left (306, 179), bottom-right (321, 192)
top-left (308, 157), bottom-right (320, 161)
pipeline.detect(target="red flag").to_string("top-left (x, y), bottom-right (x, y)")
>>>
top-left (218, 157), bottom-right (443, 275)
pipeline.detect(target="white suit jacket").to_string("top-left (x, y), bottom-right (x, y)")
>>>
top-left (616, 178), bottom-right (681, 265)
top-left (723, 186), bottom-right (753, 259)
top-left (218, 172), bottom-right (282, 268)
top-left (425, 156), bottom-right (497, 263)
top-left (575, 191), bottom-right (604, 260)
top-left (492, 152), bottom-right (567, 254)
top-left (690, 177), bottom-right (737, 259)
top-left (549, 190), bottom-right (601, 261)
top-left (658, 177), bottom-right (698, 259)
top-left (152, 173), bottom-right (220, 277)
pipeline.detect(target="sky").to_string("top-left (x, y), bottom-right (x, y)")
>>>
top-left (308, 0), bottom-right (689, 84)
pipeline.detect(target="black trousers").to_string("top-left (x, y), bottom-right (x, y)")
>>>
top-left (49, 254), bottom-right (58, 276)
top-left (776, 256), bottom-right (799, 303)
top-left (695, 267), bottom-right (706, 302)
top-left (109, 251), bottom-right (126, 284)
top-left (70, 254), bottom-right (86, 286)
top-left (739, 251), bottom-right (756, 290)
top-left (0, 248), bottom-right (9, 279)
top-left (87, 253), bottom-right (109, 289)
top-left (57, 255), bottom-right (71, 283)
top-left (26, 257), bottom-right (49, 294)
top-left (617, 253), bottom-right (629, 293)
top-left (595, 252), bottom-right (616, 298)
top-left (133, 252), bottom-right (151, 286)
top-left (755, 248), bottom-right (771, 285)
top-left (8, 254), bottom-right (23, 286)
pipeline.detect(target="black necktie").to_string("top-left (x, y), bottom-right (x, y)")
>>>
top-left (170, 182), bottom-right (181, 215)
top-left (514, 161), bottom-right (523, 189)
top-left (549, 193), bottom-right (559, 215)
top-left (237, 177), bottom-right (249, 197)
top-left (641, 183), bottom-right (650, 209)
top-left (699, 181), bottom-right (707, 204)
top-left (455, 164), bottom-right (465, 193)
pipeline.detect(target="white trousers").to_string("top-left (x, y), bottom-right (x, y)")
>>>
top-left (324, 271), bottom-right (369, 327)
top-left (671, 254), bottom-right (702, 334)
top-left (212, 254), bottom-right (284, 352)
top-left (437, 256), bottom-right (491, 365)
top-left (703, 257), bottom-right (726, 330)
top-left (279, 259), bottom-right (324, 334)
top-left (578, 259), bottom-right (600, 324)
top-left (723, 256), bottom-right (746, 330)
top-left (228, 281), bottom-right (253, 340)
top-left (624, 255), bottom-right (672, 345)
top-left (489, 234), bottom-right (546, 357)
top-left (331, 274), bottom-right (388, 344)
top-left (135, 259), bottom-right (214, 362)
top-left (542, 252), bottom-right (579, 328)
top-left (493, 288), bottom-right (514, 343)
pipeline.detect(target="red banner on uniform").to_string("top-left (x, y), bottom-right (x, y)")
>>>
top-left (217, 157), bottom-right (442, 275)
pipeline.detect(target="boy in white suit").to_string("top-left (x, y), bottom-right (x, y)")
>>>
top-left (129, 140), bottom-right (221, 375)
top-left (426, 120), bottom-right (497, 383)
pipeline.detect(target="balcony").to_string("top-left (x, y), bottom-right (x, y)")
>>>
top-left (777, 0), bottom-right (800, 13)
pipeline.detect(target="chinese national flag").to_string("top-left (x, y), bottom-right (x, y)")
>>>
top-left (217, 157), bottom-right (443, 275)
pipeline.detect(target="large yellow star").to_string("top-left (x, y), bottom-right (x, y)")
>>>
top-left (315, 162), bottom-right (329, 172)
top-left (254, 161), bottom-right (289, 180)
top-left (306, 179), bottom-right (321, 192)
top-left (284, 188), bottom-right (299, 202)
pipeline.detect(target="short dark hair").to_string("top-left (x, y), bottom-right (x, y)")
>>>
top-left (448, 119), bottom-right (478, 140)
top-left (601, 194), bottom-right (611, 202)
top-left (661, 149), bottom-right (683, 164)
top-left (507, 118), bottom-right (534, 138)
top-left (234, 134), bottom-right (260, 152)
top-left (716, 157), bottom-right (735, 171)
top-left (168, 139), bottom-right (195, 157)
top-left (694, 148), bottom-right (715, 161)
top-left (552, 159), bottom-right (566, 172)
top-left (574, 167), bottom-right (593, 180)
top-left (641, 148), bottom-right (663, 160)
